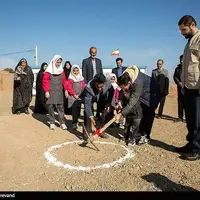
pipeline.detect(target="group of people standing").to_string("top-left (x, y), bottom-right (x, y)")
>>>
top-left (11, 46), bottom-right (169, 147)
top-left (11, 15), bottom-right (200, 161)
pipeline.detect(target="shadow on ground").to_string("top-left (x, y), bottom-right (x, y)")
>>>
top-left (142, 173), bottom-right (198, 191)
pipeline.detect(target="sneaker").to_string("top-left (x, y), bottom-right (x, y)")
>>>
top-left (72, 123), bottom-right (78, 130)
top-left (175, 143), bottom-right (192, 153)
top-left (79, 140), bottom-right (88, 147)
top-left (16, 111), bottom-right (20, 115)
top-left (25, 109), bottom-right (30, 115)
top-left (129, 139), bottom-right (136, 147)
top-left (125, 139), bottom-right (130, 146)
top-left (125, 139), bottom-right (135, 147)
top-left (50, 124), bottom-right (55, 130)
top-left (180, 152), bottom-right (200, 161)
top-left (137, 136), bottom-right (149, 145)
top-left (60, 124), bottom-right (67, 130)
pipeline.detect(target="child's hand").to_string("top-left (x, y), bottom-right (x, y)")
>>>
top-left (45, 92), bottom-right (50, 99)
top-left (74, 95), bottom-right (79, 99)
top-left (65, 90), bottom-right (68, 98)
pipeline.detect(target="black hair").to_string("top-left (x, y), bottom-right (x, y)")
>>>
top-left (41, 62), bottom-right (47, 72)
top-left (180, 55), bottom-right (183, 59)
top-left (116, 57), bottom-right (123, 63)
top-left (63, 61), bottom-right (72, 79)
top-left (157, 59), bottom-right (164, 64)
top-left (63, 61), bottom-right (72, 69)
top-left (93, 73), bottom-right (106, 83)
top-left (178, 15), bottom-right (197, 26)
top-left (117, 73), bottom-right (131, 86)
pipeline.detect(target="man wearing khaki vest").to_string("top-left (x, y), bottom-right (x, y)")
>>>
top-left (176, 15), bottom-right (200, 161)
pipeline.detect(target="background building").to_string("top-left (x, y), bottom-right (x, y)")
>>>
top-left (31, 65), bottom-right (147, 95)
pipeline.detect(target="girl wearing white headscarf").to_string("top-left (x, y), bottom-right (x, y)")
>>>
top-left (42, 55), bottom-right (68, 130)
top-left (109, 73), bottom-right (121, 107)
top-left (67, 64), bottom-right (85, 130)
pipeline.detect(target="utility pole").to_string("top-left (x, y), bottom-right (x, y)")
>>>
top-left (35, 46), bottom-right (38, 66)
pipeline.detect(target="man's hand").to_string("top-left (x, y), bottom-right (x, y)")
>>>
top-left (178, 82), bottom-right (183, 88)
top-left (45, 91), bottom-right (50, 99)
top-left (65, 90), bottom-right (68, 98)
top-left (90, 117), bottom-right (97, 132)
top-left (116, 101), bottom-right (122, 110)
top-left (115, 113), bottom-right (122, 122)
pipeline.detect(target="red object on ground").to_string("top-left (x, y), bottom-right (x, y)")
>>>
top-left (93, 126), bottom-right (104, 136)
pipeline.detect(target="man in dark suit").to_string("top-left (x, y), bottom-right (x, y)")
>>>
top-left (82, 47), bottom-right (103, 84)
top-left (112, 58), bottom-right (126, 79)
top-left (151, 59), bottom-right (169, 118)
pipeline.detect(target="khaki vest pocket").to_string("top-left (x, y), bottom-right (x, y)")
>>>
top-left (190, 47), bottom-right (199, 63)
top-left (188, 72), bottom-right (200, 82)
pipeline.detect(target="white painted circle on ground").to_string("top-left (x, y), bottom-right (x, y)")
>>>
top-left (44, 141), bottom-right (134, 171)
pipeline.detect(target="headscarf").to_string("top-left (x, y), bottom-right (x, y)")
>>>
top-left (109, 73), bottom-right (118, 90)
top-left (46, 55), bottom-right (63, 75)
top-left (68, 64), bottom-right (84, 82)
top-left (15, 58), bottom-right (28, 71)
top-left (123, 65), bottom-right (139, 84)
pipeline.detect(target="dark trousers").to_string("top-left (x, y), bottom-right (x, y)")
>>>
top-left (71, 101), bottom-right (81, 124)
top-left (47, 104), bottom-right (65, 125)
top-left (84, 106), bottom-right (94, 134)
top-left (158, 96), bottom-right (166, 116)
top-left (139, 103), bottom-right (156, 138)
top-left (124, 104), bottom-right (142, 142)
top-left (124, 118), bottom-right (141, 142)
top-left (184, 88), bottom-right (200, 150)
top-left (177, 87), bottom-right (184, 119)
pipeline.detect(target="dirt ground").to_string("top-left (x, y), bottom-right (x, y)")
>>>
top-left (0, 88), bottom-right (200, 191)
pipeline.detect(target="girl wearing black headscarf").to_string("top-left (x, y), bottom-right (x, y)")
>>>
top-left (34, 62), bottom-right (48, 114)
top-left (63, 61), bottom-right (72, 114)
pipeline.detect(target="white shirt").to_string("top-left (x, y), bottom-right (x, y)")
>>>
top-left (91, 58), bottom-right (97, 77)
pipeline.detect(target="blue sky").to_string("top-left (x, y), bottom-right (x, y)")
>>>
top-left (0, 0), bottom-right (199, 76)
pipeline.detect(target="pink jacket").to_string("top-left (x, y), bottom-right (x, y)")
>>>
top-left (114, 88), bottom-right (120, 104)
top-left (42, 72), bottom-right (68, 92)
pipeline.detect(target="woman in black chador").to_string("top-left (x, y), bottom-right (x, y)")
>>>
top-left (34, 62), bottom-right (48, 114)
top-left (12, 58), bottom-right (34, 115)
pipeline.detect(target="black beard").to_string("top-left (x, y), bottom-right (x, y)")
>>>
top-left (184, 31), bottom-right (193, 39)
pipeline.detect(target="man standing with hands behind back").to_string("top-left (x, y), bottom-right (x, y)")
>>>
top-left (176, 15), bottom-right (200, 161)
top-left (82, 47), bottom-right (103, 84)
top-left (151, 59), bottom-right (169, 118)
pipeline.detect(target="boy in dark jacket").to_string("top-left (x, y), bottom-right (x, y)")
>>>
top-left (116, 66), bottom-right (160, 145)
